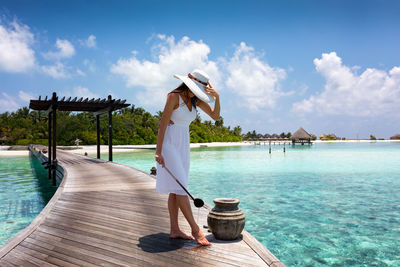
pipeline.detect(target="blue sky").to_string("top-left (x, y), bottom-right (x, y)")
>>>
top-left (1, 0), bottom-right (399, 138)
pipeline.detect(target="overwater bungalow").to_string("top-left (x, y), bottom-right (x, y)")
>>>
top-left (291, 127), bottom-right (312, 145)
top-left (390, 134), bottom-right (400, 140)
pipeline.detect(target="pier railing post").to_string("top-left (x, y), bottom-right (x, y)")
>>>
top-left (52, 92), bottom-right (58, 186)
top-left (96, 115), bottom-right (100, 159)
top-left (48, 111), bottom-right (52, 180)
top-left (108, 95), bottom-right (113, 162)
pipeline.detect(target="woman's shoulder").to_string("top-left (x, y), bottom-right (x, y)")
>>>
top-left (166, 91), bottom-right (180, 106)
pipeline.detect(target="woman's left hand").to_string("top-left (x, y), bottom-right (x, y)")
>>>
top-left (204, 82), bottom-right (219, 99)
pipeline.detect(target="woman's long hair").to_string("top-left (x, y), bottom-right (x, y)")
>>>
top-left (170, 83), bottom-right (197, 108)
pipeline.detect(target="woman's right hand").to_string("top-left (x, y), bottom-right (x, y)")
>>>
top-left (155, 153), bottom-right (165, 168)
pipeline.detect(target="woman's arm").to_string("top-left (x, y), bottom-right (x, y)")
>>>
top-left (155, 93), bottom-right (178, 167)
top-left (197, 83), bottom-right (220, 120)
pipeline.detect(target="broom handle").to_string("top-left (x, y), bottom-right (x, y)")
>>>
top-left (164, 166), bottom-right (195, 201)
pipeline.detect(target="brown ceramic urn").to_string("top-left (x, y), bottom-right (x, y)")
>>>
top-left (207, 198), bottom-right (245, 240)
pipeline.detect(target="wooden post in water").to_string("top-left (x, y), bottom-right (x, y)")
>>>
top-left (96, 115), bottom-right (100, 159)
top-left (48, 111), bottom-right (52, 180)
top-left (108, 95), bottom-right (113, 162)
top-left (269, 141), bottom-right (271, 154)
top-left (52, 92), bottom-right (57, 186)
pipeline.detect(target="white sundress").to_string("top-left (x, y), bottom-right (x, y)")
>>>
top-left (156, 94), bottom-right (197, 195)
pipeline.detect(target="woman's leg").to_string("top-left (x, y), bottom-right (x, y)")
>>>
top-left (176, 195), bottom-right (210, 245)
top-left (168, 193), bottom-right (192, 239)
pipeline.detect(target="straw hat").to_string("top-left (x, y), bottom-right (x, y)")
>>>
top-left (173, 69), bottom-right (214, 103)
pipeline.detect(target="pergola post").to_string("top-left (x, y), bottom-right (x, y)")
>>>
top-left (52, 92), bottom-right (58, 186)
top-left (48, 111), bottom-right (52, 180)
top-left (96, 115), bottom-right (100, 159)
top-left (30, 93), bottom-right (129, 167)
top-left (108, 95), bottom-right (113, 162)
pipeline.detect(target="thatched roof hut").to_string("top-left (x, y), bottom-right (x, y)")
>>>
top-left (390, 134), bottom-right (400, 140)
top-left (291, 127), bottom-right (312, 144)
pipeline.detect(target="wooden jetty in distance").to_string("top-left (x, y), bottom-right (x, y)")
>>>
top-left (0, 146), bottom-right (285, 266)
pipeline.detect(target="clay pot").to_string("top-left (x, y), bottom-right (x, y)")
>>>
top-left (207, 198), bottom-right (245, 240)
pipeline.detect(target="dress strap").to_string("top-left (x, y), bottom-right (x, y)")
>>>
top-left (178, 94), bottom-right (186, 108)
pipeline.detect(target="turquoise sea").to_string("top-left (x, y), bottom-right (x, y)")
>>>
top-left (1, 142), bottom-right (399, 266)
top-left (0, 154), bottom-right (56, 246)
top-left (98, 142), bottom-right (400, 266)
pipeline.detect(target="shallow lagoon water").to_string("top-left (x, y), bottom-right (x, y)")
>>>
top-left (105, 142), bottom-right (400, 266)
top-left (0, 154), bottom-right (56, 246)
top-left (1, 143), bottom-right (399, 266)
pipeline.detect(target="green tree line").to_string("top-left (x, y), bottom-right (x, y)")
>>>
top-left (0, 106), bottom-right (242, 146)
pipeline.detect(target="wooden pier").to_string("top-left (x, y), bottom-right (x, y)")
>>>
top-left (0, 147), bottom-right (284, 266)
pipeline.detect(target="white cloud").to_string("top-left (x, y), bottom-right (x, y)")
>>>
top-left (85, 35), bottom-right (96, 48)
top-left (18, 90), bottom-right (34, 102)
top-left (298, 84), bottom-right (308, 96)
top-left (61, 86), bottom-right (99, 99)
top-left (110, 35), bottom-right (221, 107)
top-left (224, 42), bottom-right (287, 111)
top-left (292, 52), bottom-right (400, 116)
top-left (73, 86), bottom-right (99, 99)
top-left (76, 68), bottom-right (86, 76)
top-left (0, 92), bottom-right (19, 112)
top-left (0, 20), bottom-right (35, 73)
top-left (83, 59), bottom-right (96, 72)
top-left (41, 62), bottom-right (69, 79)
top-left (43, 39), bottom-right (75, 60)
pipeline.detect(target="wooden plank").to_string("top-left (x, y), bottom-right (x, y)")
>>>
top-left (50, 197), bottom-right (264, 263)
top-left (2, 251), bottom-right (37, 267)
top-left (6, 247), bottom-right (57, 267)
top-left (0, 148), bottom-right (281, 266)
top-left (20, 239), bottom-right (99, 267)
top-left (24, 236), bottom-right (122, 267)
top-left (13, 245), bottom-right (78, 267)
top-left (33, 227), bottom-right (199, 267)
top-left (41, 215), bottom-right (261, 267)
top-left (0, 258), bottom-right (16, 267)
top-left (30, 231), bottom-right (160, 267)
top-left (38, 219), bottom-right (246, 267)
top-left (242, 230), bottom-right (283, 266)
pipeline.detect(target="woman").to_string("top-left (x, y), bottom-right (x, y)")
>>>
top-left (155, 69), bottom-right (220, 246)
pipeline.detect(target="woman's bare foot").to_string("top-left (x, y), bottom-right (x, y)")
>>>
top-left (192, 228), bottom-right (210, 246)
top-left (170, 230), bottom-right (193, 240)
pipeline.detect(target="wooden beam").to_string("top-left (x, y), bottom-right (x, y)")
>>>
top-left (96, 115), bottom-right (100, 159)
top-left (48, 111), bottom-right (52, 180)
top-left (44, 104), bottom-right (53, 115)
top-left (108, 95), bottom-right (112, 161)
top-left (52, 92), bottom-right (57, 186)
top-left (93, 106), bottom-right (111, 116)
top-left (108, 113), bottom-right (113, 161)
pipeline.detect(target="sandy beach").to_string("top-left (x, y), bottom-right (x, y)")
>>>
top-left (0, 150), bottom-right (30, 156)
top-left (1, 139), bottom-right (399, 157)
top-left (65, 141), bottom-right (254, 155)
top-left (0, 142), bottom-right (253, 157)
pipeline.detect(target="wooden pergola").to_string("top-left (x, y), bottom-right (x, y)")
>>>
top-left (29, 92), bottom-right (129, 185)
